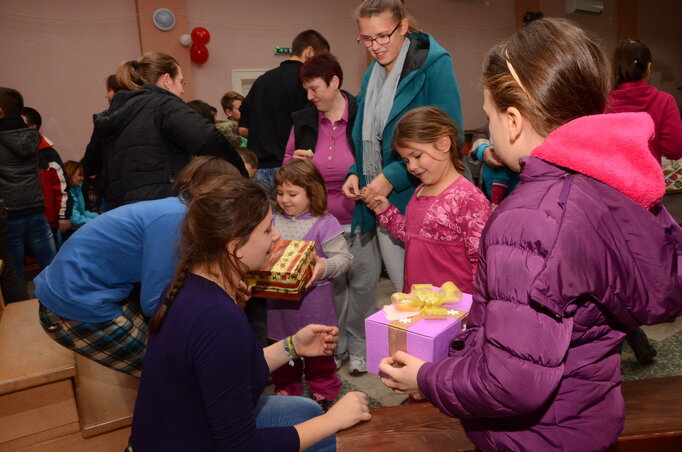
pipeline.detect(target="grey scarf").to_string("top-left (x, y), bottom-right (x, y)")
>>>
top-left (362, 38), bottom-right (411, 183)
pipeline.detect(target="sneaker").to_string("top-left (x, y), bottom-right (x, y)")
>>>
top-left (349, 355), bottom-right (367, 376)
top-left (334, 351), bottom-right (349, 370)
top-left (312, 393), bottom-right (333, 413)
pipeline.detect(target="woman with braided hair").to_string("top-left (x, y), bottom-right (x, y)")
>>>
top-left (131, 177), bottom-right (370, 451)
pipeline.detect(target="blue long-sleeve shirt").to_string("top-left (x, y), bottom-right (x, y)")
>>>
top-left (35, 196), bottom-right (185, 322)
top-left (131, 273), bottom-right (299, 451)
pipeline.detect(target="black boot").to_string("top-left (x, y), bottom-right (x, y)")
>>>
top-left (626, 327), bottom-right (657, 364)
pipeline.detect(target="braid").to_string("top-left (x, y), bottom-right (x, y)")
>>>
top-left (148, 259), bottom-right (192, 335)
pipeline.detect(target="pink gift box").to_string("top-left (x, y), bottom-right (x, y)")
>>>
top-left (365, 293), bottom-right (473, 375)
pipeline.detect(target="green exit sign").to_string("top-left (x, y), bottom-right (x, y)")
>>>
top-left (275, 47), bottom-right (292, 55)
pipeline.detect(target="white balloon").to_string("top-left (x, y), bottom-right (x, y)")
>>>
top-left (180, 34), bottom-right (192, 47)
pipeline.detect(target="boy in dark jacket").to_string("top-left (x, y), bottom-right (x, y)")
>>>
top-left (22, 107), bottom-right (72, 246)
top-left (0, 87), bottom-right (56, 287)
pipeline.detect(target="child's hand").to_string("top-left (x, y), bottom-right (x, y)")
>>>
top-left (378, 351), bottom-right (426, 399)
top-left (360, 173), bottom-right (393, 202)
top-left (293, 324), bottom-right (339, 357)
top-left (306, 255), bottom-right (326, 288)
top-left (325, 392), bottom-right (371, 430)
top-left (366, 195), bottom-right (390, 214)
top-left (234, 279), bottom-right (252, 309)
top-left (292, 149), bottom-right (314, 161)
top-left (483, 146), bottom-right (505, 169)
top-left (342, 174), bottom-right (363, 200)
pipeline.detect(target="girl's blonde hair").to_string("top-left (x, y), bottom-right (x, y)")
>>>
top-left (274, 160), bottom-right (327, 216)
top-left (482, 18), bottom-right (609, 137)
top-left (355, 0), bottom-right (421, 34)
top-left (392, 106), bottom-right (465, 174)
top-left (116, 51), bottom-right (180, 91)
top-left (63, 160), bottom-right (83, 187)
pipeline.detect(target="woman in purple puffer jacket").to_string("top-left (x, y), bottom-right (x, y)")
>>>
top-left (378, 18), bottom-right (682, 452)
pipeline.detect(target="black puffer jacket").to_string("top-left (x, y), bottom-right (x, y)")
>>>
top-left (83, 84), bottom-right (246, 208)
top-left (0, 117), bottom-right (43, 218)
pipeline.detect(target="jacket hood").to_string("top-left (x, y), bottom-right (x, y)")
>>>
top-left (607, 80), bottom-right (659, 113)
top-left (532, 112), bottom-right (665, 209)
top-left (94, 84), bottom-right (171, 140)
top-left (0, 119), bottom-right (40, 158)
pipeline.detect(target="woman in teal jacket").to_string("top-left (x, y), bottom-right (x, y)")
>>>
top-left (339, 0), bottom-right (463, 375)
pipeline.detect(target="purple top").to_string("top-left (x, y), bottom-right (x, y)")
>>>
top-left (267, 211), bottom-right (344, 339)
top-left (416, 113), bottom-right (682, 451)
top-left (284, 96), bottom-right (355, 225)
top-left (131, 273), bottom-right (299, 451)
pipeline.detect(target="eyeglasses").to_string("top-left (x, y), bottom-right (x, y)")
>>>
top-left (357, 21), bottom-right (401, 48)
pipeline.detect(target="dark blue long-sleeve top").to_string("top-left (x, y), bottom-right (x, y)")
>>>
top-left (131, 273), bottom-right (300, 451)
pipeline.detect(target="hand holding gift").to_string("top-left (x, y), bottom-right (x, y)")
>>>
top-left (379, 351), bottom-right (426, 399)
top-left (365, 282), bottom-right (472, 375)
top-left (293, 324), bottom-right (339, 357)
top-left (305, 254), bottom-right (326, 289)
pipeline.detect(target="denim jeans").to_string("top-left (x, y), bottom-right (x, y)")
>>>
top-left (255, 395), bottom-right (336, 451)
top-left (7, 213), bottom-right (56, 280)
top-left (254, 167), bottom-right (279, 199)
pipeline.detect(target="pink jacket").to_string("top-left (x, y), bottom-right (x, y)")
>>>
top-left (606, 80), bottom-right (682, 162)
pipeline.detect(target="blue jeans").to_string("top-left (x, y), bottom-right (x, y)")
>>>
top-left (255, 395), bottom-right (336, 451)
top-left (7, 213), bottom-right (56, 281)
top-left (254, 167), bottom-right (279, 198)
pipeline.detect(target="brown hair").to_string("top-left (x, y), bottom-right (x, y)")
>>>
top-left (173, 155), bottom-right (242, 201)
top-left (274, 160), bottom-right (327, 216)
top-left (116, 51), bottom-right (180, 91)
top-left (149, 177), bottom-right (270, 334)
top-left (300, 52), bottom-right (343, 88)
top-left (187, 99), bottom-right (215, 124)
top-left (393, 106), bottom-right (465, 174)
top-left (356, 0), bottom-right (421, 34)
top-left (220, 91), bottom-right (244, 112)
top-left (291, 30), bottom-right (330, 57)
top-left (236, 147), bottom-right (259, 170)
top-left (612, 39), bottom-right (652, 87)
top-left (63, 160), bottom-right (83, 187)
top-left (106, 74), bottom-right (122, 93)
top-left (0, 87), bottom-right (24, 117)
top-left (482, 18), bottom-right (609, 137)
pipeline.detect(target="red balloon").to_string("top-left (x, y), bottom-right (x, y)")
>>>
top-left (190, 43), bottom-right (209, 64)
top-left (191, 27), bottom-right (211, 45)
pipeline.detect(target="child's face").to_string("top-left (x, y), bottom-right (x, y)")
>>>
top-left (225, 100), bottom-right (242, 121)
top-left (276, 182), bottom-right (310, 217)
top-left (70, 169), bottom-right (84, 187)
top-left (245, 163), bottom-right (257, 179)
top-left (396, 137), bottom-right (452, 187)
top-left (483, 89), bottom-right (531, 172)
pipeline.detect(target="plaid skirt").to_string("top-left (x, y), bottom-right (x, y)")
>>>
top-left (39, 299), bottom-right (148, 377)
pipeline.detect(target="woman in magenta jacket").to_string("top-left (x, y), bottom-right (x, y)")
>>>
top-left (606, 38), bottom-right (682, 163)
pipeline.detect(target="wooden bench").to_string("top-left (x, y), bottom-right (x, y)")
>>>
top-left (338, 375), bottom-right (682, 451)
top-left (74, 354), bottom-right (138, 438)
top-left (0, 299), bottom-right (79, 451)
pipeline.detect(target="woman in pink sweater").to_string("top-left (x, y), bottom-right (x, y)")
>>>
top-left (606, 39), bottom-right (682, 163)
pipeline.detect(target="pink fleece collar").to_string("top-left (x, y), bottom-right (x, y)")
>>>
top-left (531, 113), bottom-right (665, 209)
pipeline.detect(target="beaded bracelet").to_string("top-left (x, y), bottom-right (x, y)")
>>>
top-left (283, 335), bottom-right (300, 367)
